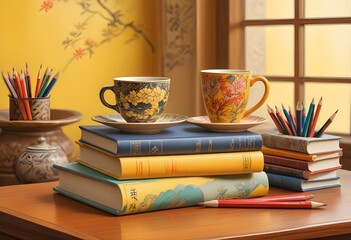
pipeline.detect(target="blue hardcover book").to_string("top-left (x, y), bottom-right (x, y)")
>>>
top-left (53, 163), bottom-right (269, 216)
top-left (79, 123), bottom-right (262, 156)
top-left (266, 172), bottom-right (341, 192)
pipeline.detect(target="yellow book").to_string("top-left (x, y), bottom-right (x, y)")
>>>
top-left (77, 142), bottom-right (264, 180)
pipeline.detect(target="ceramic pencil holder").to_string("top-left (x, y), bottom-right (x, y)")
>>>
top-left (9, 96), bottom-right (50, 121)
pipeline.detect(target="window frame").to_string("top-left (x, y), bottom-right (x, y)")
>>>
top-left (217, 0), bottom-right (351, 165)
top-left (223, 0), bottom-right (351, 130)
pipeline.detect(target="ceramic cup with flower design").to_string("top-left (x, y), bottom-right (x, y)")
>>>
top-left (99, 77), bottom-right (170, 122)
top-left (201, 69), bottom-right (270, 123)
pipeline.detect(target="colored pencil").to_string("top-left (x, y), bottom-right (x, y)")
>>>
top-left (1, 71), bottom-right (18, 98)
top-left (2, 64), bottom-right (59, 121)
top-left (25, 63), bottom-right (32, 98)
top-left (38, 68), bottom-right (52, 96)
top-left (35, 64), bottom-right (43, 97)
top-left (253, 193), bottom-right (314, 202)
top-left (288, 106), bottom-right (297, 133)
top-left (2, 71), bottom-right (27, 120)
top-left (301, 98), bottom-right (315, 137)
top-left (201, 200), bottom-right (326, 209)
top-left (275, 106), bottom-right (293, 135)
top-left (302, 103), bottom-right (306, 127)
top-left (12, 69), bottom-right (28, 120)
top-left (282, 103), bottom-right (297, 136)
top-left (314, 110), bottom-right (338, 138)
top-left (40, 72), bottom-right (60, 97)
top-left (206, 193), bottom-right (314, 203)
top-left (296, 102), bottom-right (302, 136)
top-left (308, 97), bottom-right (322, 137)
top-left (267, 105), bottom-right (285, 134)
top-left (20, 72), bottom-right (33, 120)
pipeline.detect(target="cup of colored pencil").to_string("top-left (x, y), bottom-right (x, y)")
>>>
top-left (1, 64), bottom-right (60, 121)
top-left (267, 97), bottom-right (338, 138)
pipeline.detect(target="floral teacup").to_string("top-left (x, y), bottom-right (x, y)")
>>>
top-left (201, 70), bottom-right (270, 123)
top-left (100, 77), bottom-right (170, 123)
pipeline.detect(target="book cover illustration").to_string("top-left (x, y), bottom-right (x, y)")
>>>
top-left (54, 162), bottom-right (268, 215)
top-left (120, 173), bottom-right (269, 215)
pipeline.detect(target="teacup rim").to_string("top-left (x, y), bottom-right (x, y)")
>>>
top-left (201, 69), bottom-right (252, 74)
top-left (114, 76), bottom-right (170, 82)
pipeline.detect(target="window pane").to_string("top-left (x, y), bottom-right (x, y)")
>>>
top-left (252, 81), bottom-right (294, 132)
top-left (305, 83), bottom-right (351, 134)
top-left (245, 26), bottom-right (294, 76)
top-left (305, 0), bottom-right (351, 18)
top-left (245, 0), bottom-right (294, 19)
top-left (305, 24), bottom-right (351, 78)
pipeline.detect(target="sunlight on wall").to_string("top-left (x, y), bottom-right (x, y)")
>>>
top-left (0, 0), bottom-right (159, 153)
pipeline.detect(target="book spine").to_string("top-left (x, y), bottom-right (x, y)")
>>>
top-left (264, 155), bottom-right (309, 170)
top-left (262, 133), bottom-right (308, 153)
top-left (117, 135), bottom-right (262, 156)
top-left (264, 164), bottom-right (308, 179)
top-left (120, 151), bottom-right (264, 179)
top-left (266, 173), bottom-right (304, 191)
top-left (118, 172), bottom-right (269, 215)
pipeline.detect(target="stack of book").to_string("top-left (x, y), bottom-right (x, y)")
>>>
top-left (53, 123), bottom-right (270, 216)
top-left (262, 132), bottom-right (342, 191)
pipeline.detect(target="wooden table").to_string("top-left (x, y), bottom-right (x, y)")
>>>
top-left (0, 170), bottom-right (351, 240)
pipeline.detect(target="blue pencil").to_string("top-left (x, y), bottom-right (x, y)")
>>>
top-left (301, 98), bottom-right (315, 137)
top-left (296, 102), bottom-right (302, 136)
top-left (302, 103), bottom-right (306, 127)
top-left (40, 72), bottom-right (59, 97)
top-left (38, 68), bottom-right (53, 97)
top-left (281, 103), bottom-right (297, 136)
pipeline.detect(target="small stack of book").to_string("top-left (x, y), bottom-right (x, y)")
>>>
top-left (262, 131), bottom-right (342, 192)
top-left (53, 123), bottom-right (270, 216)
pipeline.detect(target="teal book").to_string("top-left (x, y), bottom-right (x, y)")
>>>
top-left (79, 123), bottom-right (263, 156)
top-left (53, 163), bottom-right (269, 216)
top-left (266, 172), bottom-right (341, 192)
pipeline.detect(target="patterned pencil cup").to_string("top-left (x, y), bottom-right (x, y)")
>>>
top-left (201, 69), bottom-right (270, 123)
top-left (99, 77), bottom-right (170, 122)
top-left (9, 96), bottom-right (50, 121)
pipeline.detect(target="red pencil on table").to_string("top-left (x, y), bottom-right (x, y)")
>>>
top-left (201, 200), bottom-right (326, 209)
top-left (237, 193), bottom-right (314, 202)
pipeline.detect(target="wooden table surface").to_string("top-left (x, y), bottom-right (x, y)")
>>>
top-left (1, 170), bottom-right (351, 240)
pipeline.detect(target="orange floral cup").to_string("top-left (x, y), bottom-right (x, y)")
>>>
top-left (201, 70), bottom-right (270, 123)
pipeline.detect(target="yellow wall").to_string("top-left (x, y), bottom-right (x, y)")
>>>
top-left (0, 0), bottom-right (160, 153)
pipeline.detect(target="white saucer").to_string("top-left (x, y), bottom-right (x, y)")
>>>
top-left (186, 115), bottom-right (266, 133)
top-left (91, 113), bottom-right (187, 134)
